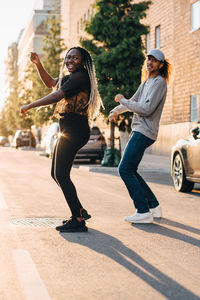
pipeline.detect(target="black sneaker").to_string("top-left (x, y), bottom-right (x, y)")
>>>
top-left (62, 209), bottom-right (91, 224)
top-left (80, 209), bottom-right (91, 220)
top-left (56, 217), bottom-right (88, 232)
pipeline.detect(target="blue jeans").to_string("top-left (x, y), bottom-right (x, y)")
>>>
top-left (118, 131), bottom-right (159, 213)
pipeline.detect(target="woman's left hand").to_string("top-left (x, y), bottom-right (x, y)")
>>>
top-left (115, 94), bottom-right (124, 103)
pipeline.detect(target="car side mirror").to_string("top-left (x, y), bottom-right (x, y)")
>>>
top-left (191, 126), bottom-right (200, 140)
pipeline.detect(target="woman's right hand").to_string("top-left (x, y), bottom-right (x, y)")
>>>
top-left (30, 52), bottom-right (40, 64)
top-left (109, 111), bottom-right (118, 123)
top-left (21, 104), bottom-right (30, 115)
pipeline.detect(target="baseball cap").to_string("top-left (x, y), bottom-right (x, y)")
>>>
top-left (147, 49), bottom-right (165, 62)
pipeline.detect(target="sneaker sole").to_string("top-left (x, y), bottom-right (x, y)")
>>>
top-left (150, 212), bottom-right (162, 218)
top-left (131, 216), bottom-right (153, 224)
top-left (56, 226), bottom-right (88, 232)
top-left (124, 217), bottom-right (153, 223)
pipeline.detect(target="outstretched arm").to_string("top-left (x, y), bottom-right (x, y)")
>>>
top-left (109, 85), bottom-right (142, 122)
top-left (21, 89), bottom-right (65, 114)
top-left (108, 104), bottom-right (130, 122)
top-left (118, 79), bottom-right (167, 116)
top-left (30, 52), bottom-right (58, 88)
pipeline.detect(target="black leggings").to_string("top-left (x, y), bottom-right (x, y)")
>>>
top-left (51, 113), bottom-right (90, 217)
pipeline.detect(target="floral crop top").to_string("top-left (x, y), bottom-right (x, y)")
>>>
top-left (53, 67), bottom-right (91, 119)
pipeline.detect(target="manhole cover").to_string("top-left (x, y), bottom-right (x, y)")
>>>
top-left (10, 217), bottom-right (63, 227)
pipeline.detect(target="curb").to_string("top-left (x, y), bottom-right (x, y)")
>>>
top-left (77, 165), bottom-right (171, 176)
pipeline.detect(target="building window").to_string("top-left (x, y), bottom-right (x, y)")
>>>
top-left (146, 33), bottom-right (150, 53)
top-left (191, 1), bottom-right (200, 31)
top-left (35, 20), bottom-right (47, 35)
top-left (190, 95), bottom-right (199, 122)
top-left (155, 25), bottom-right (160, 48)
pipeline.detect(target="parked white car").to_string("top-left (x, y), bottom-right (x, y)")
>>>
top-left (43, 122), bottom-right (59, 158)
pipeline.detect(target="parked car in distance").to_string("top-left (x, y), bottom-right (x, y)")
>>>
top-left (43, 122), bottom-right (59, 158)
top-left (76, 126), bottom-right (107, 162)
top-left (12, 130), bottom-right (36, 149)
top-left (44, 123), bottom-right (106, 162)
top-left (171, 125), bottom-right (200, 192)
top-left (0, 136), bottom-right (9, 146)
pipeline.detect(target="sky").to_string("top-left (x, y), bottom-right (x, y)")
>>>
top-left (0, 0), bottom-right (43, 110)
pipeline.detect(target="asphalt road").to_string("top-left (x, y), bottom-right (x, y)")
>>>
top-left (0, 147), bottom-right (199, 300)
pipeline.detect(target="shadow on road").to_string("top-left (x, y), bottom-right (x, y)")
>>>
top-left (134, 219), bottom-right (200, 248)
top-left (61, 229), bottom-right (199, 300)
top-left (187, 188), bottom-right (200, 196)
top-left (154, 218), bottom-right (200, 235)
top-left (141, 172), bottom-right (173, 187)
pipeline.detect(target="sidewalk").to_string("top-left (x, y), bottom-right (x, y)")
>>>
top-left (78, 153), bottom-right (171, 176)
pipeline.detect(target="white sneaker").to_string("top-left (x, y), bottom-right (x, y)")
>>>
top-left (124, 212), bottom-right (153, 223)
top-left (150, 206), bottom-right (162, 218)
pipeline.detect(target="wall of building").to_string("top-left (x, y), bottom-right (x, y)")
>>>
top-left (135, 0), bottom-right (174, 126)
top-left (61, 0), bottom-right (94, 49)
top-left (17, 16), bottom-right (34, 81)
top-left (172, 0), bottom-right (200, 123)
top-left (138, 0), bottom-right (200, 155)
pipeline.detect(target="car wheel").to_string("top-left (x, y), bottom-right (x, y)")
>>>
top-left (172, 153), bottom-right (194, 192)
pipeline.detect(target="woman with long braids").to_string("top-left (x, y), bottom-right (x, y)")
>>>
top-left (21, 47), bottom-right (103, 232)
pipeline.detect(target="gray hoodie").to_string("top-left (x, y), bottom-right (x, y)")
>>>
top-left (111, 75), bottom-right (167, 140)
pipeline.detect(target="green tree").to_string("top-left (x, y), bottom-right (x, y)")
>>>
top-left (17, 62), bottom-right (38, 129)
top-left (1, 42), bottom-right (21, 135)
top-left (81, 0), bottom-right (151, 134)
top-left (18, 58), bottom-right (51, 128)
top-left (0, 108), bottom-right (10, 136)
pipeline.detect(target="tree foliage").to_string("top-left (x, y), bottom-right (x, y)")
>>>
top-left (17, 61), bottom-right (42, 129)
top-left (81, 0), bottom-right (151, 131)
top-left (0, 43), bottom-right (21, 135)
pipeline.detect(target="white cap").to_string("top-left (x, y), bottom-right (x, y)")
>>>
top-left (147, 49), bottom-right (165, 62)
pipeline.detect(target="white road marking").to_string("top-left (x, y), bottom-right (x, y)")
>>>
top-left (0, 190), bottom-right (8, 209)
top-left (13, 250), bottom-right (51, 300)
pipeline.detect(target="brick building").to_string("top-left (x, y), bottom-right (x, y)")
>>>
top-left (138, 0), bottom-right (200, 154)
top-left (61, 0), bottom-right (200, 155)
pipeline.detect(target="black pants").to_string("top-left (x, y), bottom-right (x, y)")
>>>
top-left (51, 113), bottom-right (90, 217)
